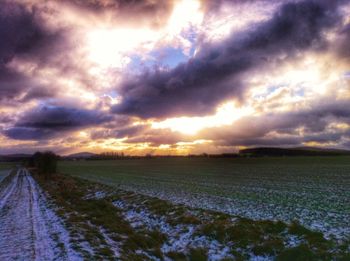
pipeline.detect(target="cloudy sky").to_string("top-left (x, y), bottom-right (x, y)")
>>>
top-left (1, 0), bottom-right (350, 155)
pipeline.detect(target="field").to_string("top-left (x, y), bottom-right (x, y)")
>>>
top-left (0, 162), bottom-right (15, 171)
top-left (0, 163), bottom-right (14, 182)
top-left (33, 172), bottom-right (350, 260)
top-left (0, 171), bottom-right (9, 183)
top-left (59, 157), bottom-right (350, 240)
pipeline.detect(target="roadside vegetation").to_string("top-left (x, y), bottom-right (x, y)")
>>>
top-left (34, 172), bottom-right (350, 260)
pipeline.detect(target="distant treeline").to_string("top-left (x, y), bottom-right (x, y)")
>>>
top-left (239, 147), bottom-right (350, 157)
top-left (90, 152), bottom-right (126, 160)
top-left (1, 147), bottom-right (349, 164)
top-left (67, 152), bottom-right (242, 160)
top-left (86, 149), bottom-right (350, 159)
top-left (85, 148), bottom-right (350, 159)
top-left (187, 153), bottom-right (240, 158)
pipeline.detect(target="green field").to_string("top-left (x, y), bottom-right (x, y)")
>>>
top-left (0, 163), bottom-right (14, 182)
top-left (0, 162), bottom-right (15, 171)
top-left (59, 156), bottom-right (350, 239)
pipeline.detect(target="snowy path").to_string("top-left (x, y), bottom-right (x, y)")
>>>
top-left (0, 168), bottom-right (81, 261)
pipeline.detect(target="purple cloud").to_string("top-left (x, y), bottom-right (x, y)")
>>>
top-left (112, 0), bottom-right (344, 118)
top-left (4, 106), bottom-right (112, 140)
top-left (0, 1), bottom-right (65, 103)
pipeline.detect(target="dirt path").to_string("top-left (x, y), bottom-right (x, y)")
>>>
top-left (0, 168), bottom-right (81, 261)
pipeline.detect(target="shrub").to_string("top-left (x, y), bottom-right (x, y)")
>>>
top-left (32, 151), bottom-right (58, 178)
top-left (276, 245), bottom-right (317, 261)
top-left (189, 248), bottom-right (208, 261)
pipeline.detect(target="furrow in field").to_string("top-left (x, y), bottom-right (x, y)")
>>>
top-left (0, 169), bottom-right (19, 210)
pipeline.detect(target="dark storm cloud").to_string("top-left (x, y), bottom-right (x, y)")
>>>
top-left (0, 1), bottom-right (65, 103)
top-left (0, 1), bottom-right (40, 101)
top-left (0, 67), bottom-right (54, 104)
top-left (90, 124), bottom-right (146, 140)
top-left (90, 124), bottom-right (189, 146)
top-left (109, 125), bottom-right (146, 139)
top-left (216, 132), bottom-right (346, 148)
top-left (113, 0), bottom-right (343, 119)
top-left (63, 0), bottom-right (171, 12)
top-left (0, 1), bottom-right (66, 65)
top-left (0, 68), bottom-right (28, 101)
top-left (0, 1), bottom-right (42, 64)
top-left (124, 128), bottom-right (190, 146)
top-left (0, 112), bottom-right (13, 124)
top-left (201, 98), bottom-right (350, 147)
top-left (201, 0), bottom-right (273, 14)
top-left (336, 21), bottom-right (350, 60)
top-left (17, 106), bottom-right (111, 129)
top-left (341, 140), bottom-right (350, 149)
top-left (4, 127), bottom-right (55, 141)
top-left (4, 106), bottom-right (112, 140)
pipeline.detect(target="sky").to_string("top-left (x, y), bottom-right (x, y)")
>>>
top-left (1, 0), bottom-right (350, 155)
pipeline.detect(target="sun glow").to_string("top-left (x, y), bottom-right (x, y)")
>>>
top-left (85, 0), bottom-right (204, 70)
top-left (86, 28), bottom-right (157, 68)
top-left (152, 102), bottom-right (253, 135)
top-left (168, 0), bottom-right (203, 34)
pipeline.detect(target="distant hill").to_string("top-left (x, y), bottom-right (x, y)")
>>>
top-left (295, 146), bottom-right (350, 153)
top-left (239, 147), bottom-right (350, 157)
top-left (65, 152), bottom-right (97, 159)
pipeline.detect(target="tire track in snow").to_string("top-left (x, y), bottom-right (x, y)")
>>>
top-left (0, 168), bottom-right (81, 261)
top-left (0, 168), bottom-right (35, 260)
top-left (0, 170), bottom-right (19, 210)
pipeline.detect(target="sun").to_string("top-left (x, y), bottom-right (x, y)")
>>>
top-left (85, 0), bottom-right (204, 70)
top-left (86, 28), bottom-right (157, 69)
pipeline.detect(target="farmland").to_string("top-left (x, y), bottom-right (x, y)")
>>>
top-left (0, 171), bottom-right (9, 183)
top-left (59, 156), bottom-right (350, 240)
top-left (33, 171), bottom-right (350, 260)
top-left (0, 162), bottom-right (15, 171)
top-left (0, 163), bottom-right (13, 182)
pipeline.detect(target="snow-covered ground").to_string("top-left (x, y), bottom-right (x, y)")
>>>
top-left (0, 168), bottom-right (81, 261)
top-left (119, 185), bottom-right (350, 239)
top-left (113, 199), bottom-right (236, 260)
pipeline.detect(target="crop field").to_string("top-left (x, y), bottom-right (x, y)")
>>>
top-left (0, 171), bottom-right (9, 183)
top-left (0, 163), bottom-right (13, 182)
top-left (59, 156), bottom-right (350, 240)
top-left (33, 172), bottom-right (350, 260)
top-left (0, 162), bottom-right (15, 171)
